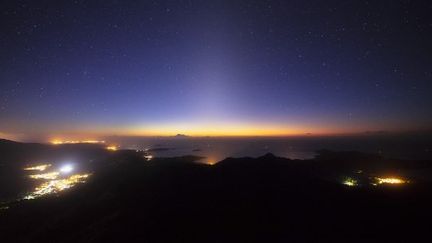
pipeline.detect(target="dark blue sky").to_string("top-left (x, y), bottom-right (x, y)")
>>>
top-left (1, 1), bottom-right (431, 140)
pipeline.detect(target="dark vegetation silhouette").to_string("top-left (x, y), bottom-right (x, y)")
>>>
top-left (1, 139), bottom-right (432, 242)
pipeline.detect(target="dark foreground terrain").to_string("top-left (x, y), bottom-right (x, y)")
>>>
top-left (1, 139), bottom-right (432, 242)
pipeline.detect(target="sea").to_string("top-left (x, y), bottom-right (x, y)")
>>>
top-left (109, 134), bottom-right (432, 163)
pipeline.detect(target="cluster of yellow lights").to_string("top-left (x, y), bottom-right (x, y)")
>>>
top-left (342, 176), bottom-right (407, 187)
top-left (375, 177), bottom-right (406, 185)
top-left (24, 174), bottom-right (91, 200)
top-left (29, 172), bottom-right (60, 180)
top-left (23, 163), bottom-right (91, 200)
top-left (106, 145), bottom-right (118, 151)
top-left (203, 156), bottom-right (218, 166)
top-left (0, 206), bottom-right (9, 211)
top-left (23, 164), bottom-right (51, 171)
top-left (144, 154), bottom-right (153, 161)
top-left (342, 178), bottom-right (359, 187)
top-left (51, 140), bottom-right (105, 145)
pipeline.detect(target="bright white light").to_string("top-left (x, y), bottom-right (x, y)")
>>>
top-left (60, 164), bottom-right (74, 174)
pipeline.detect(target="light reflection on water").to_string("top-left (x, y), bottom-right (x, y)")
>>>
top-left (23, 163), bottom-right (91, 200)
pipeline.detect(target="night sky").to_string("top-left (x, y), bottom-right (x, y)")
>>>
top-left (1, 1), bottom-right (431, 140)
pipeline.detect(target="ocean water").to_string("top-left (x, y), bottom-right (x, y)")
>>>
top-left (111, 135), bottom-right (432, 163)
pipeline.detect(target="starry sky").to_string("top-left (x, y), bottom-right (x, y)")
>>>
top-left (1, 0), bottom-right (431, 141)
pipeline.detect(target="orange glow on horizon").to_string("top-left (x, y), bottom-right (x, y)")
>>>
top-left (121, 122), bottom-right (336, 137)
top-left (41, 122), bottom-right (386, 141)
